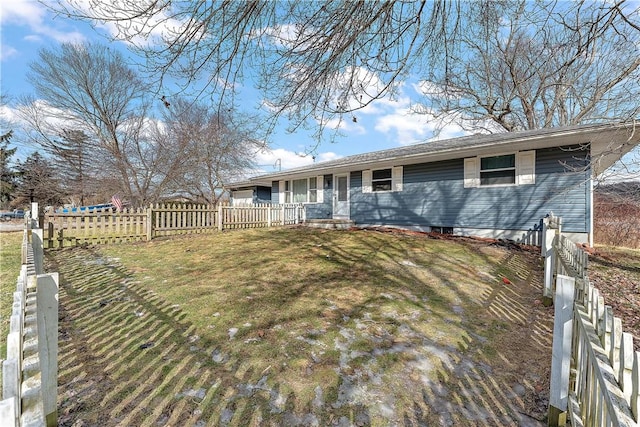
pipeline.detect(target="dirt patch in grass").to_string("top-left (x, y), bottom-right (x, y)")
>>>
top-left (588, 246), bottom-right (640, 351)
top-left (50, 227), bottom-right (552, 426)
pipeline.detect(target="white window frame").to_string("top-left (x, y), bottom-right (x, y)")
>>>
top-left (278, 176), bottom-right (324, 204)
top-left (480, 153), bottom-right (517, 186)
top-left (362, 166), bottom-right (403, 193)
top-left (464, 151), bottom-right (535, 188)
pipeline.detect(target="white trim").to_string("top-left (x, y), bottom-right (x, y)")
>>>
top-left (479, 153), bottom-right (516, 186)
top-left (278, 180), bottom-right (286, 204)
top-left (463, 157), bottom-right (479, 188)
top-left (362, 170), bottom-right (372, 193)
top-left (392, 166), bottom-right (403, 192)
top-left (316, 175), bottom-right (324, 203)
top-left (465, 151), bottom-right (536, 188)
top-left (280, 177), bottom-right (324, 204)
top-left (363, 166), bottom-right (403, 193)
top-left (333, 173), bottom-right (350, 219)
top-left (516, 150), bottom-right (536, 185)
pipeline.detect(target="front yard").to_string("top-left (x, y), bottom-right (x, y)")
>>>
top-left (47, 227), bottom-right (552, 426)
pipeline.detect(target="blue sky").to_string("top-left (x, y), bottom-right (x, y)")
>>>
top-left (0, 0), bottom-right (472, 172)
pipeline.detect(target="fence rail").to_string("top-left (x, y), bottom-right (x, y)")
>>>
top-left (544, 214), bottom-right (640, 427)
top-left (44, 203), bottom-right (305, 247)
top-left (1, 204), bottom-right (59, 427)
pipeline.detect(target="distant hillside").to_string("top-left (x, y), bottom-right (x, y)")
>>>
top-left (595, 181), bottom-right (640, 201)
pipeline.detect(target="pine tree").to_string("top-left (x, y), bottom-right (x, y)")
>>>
top-left (0, 130), bottom-right (17, 207)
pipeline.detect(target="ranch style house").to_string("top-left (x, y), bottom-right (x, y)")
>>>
top-left (230, 123), bottom-right (640, 246)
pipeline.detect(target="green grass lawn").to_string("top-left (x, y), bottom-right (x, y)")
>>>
top-left (45, 226), bottom-right (551, 425)
top-left (0, 231), bottom-right (23, 393)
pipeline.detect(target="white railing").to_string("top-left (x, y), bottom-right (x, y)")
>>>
top-left (1, 204), bottom-right (59, 427)
top-left (544, 214), bottom-right (639, 427)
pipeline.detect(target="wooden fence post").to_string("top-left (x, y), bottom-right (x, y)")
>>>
top-left (146, 206), bottom-right (153, 241)
top-left (37, 273), bottom-right (59, 427)
top-left (47, 222), bottom-right (53, 249)
top-left (548, 274), bottom-right (575, 427)
top-left (267, 205), bottom-right (272, 227)
top-left (542, 226), bottom-right (556, 306)
top-left (217, 204), bottom-right (223, 231)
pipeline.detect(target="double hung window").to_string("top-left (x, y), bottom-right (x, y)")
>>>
top-left (279, 177), bottom-right (323, 203)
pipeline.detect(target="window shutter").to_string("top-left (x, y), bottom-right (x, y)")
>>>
top-left (517, 151), bottom-right (536, 185)
top-left (464, 157), bottom-right (479, 188)
top-left (316, 175), bottom-right (324, 203)
top-left (392, 166), bottom-right (403, 192)
top-left (278, 180), bottom-right (285, 204)
top-left (362, 170), bottom-right (372, 193)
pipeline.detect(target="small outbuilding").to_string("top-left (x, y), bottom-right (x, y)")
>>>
top-left (230, 123), bottom-right (640, 245)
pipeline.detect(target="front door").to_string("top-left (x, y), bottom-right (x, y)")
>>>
top-left (333, 174), bottom-right (349, 218)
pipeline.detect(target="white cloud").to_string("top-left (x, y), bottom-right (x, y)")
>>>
top-left (254, 148), bottom-right (342, 172)
top-left (0, 0), bottom-right (85, 44)
top-left (65, 1), bottom-right (187, 47)
top-left (324, 115), bottom-right (366, 134)
top-left (1, 44), bottom-right (18, 61)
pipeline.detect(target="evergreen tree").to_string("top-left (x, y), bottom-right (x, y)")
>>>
top-left (0, 130), bottom-right (17, 208)
top-left (13, 151), bottom-right (63, 208)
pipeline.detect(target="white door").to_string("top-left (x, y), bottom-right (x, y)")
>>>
top-left (333, 174), bottom-right (349, 218)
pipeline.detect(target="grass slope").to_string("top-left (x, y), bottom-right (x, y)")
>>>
top-left (52, 227), bottom-right (552, 426)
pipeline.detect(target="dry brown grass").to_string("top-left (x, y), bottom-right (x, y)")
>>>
top-left (51, 227), bottom-right (552, 426)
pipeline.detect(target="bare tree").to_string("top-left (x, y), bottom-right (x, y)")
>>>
top-left (49, 0), bottom-right (471, 141)
top-left (416, 1), bottom-right (640, 132)
top-left (20, 42), bottom-right (183, 206)
top-left (157, 98), bottom-right (263, 204)
top-left (49, 1), bottom-right (640, 139)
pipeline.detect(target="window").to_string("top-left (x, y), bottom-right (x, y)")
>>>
top-left (480, 154), bottom-right (516, 185)
top-left (309, 177), bottom-right (317, 202)
top-left (464, 151), bottom-right (535, 188)
top-left (362, 166), bottom-right (403, 193)
top-left (292, 178), bottom-right (307, 203)
top-left (372, 169), bottom-right (392, 192)
top-left (283, 180), bottom-right (291, 203)
top-left (279, 176), bottom-right (324, 203)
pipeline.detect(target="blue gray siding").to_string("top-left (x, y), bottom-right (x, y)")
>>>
top-left (350, 146), bottom-right (590, 233)
top-left (306, 175), bottom-right (333, 219)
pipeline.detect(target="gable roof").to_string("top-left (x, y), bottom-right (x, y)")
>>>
top-left (240, 122), bottom-right (640, 185)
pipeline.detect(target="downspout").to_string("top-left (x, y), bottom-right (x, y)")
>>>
top-left (588, 169), bottom-right (594, 247)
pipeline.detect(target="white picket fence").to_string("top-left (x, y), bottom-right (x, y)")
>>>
top-left (543, 215), bottom-right (640, 426)
top-left (1, 205), bottom-right (59, 427)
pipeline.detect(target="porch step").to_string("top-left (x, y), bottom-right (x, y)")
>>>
top-left (304, 219), bottom-right (355, 230)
